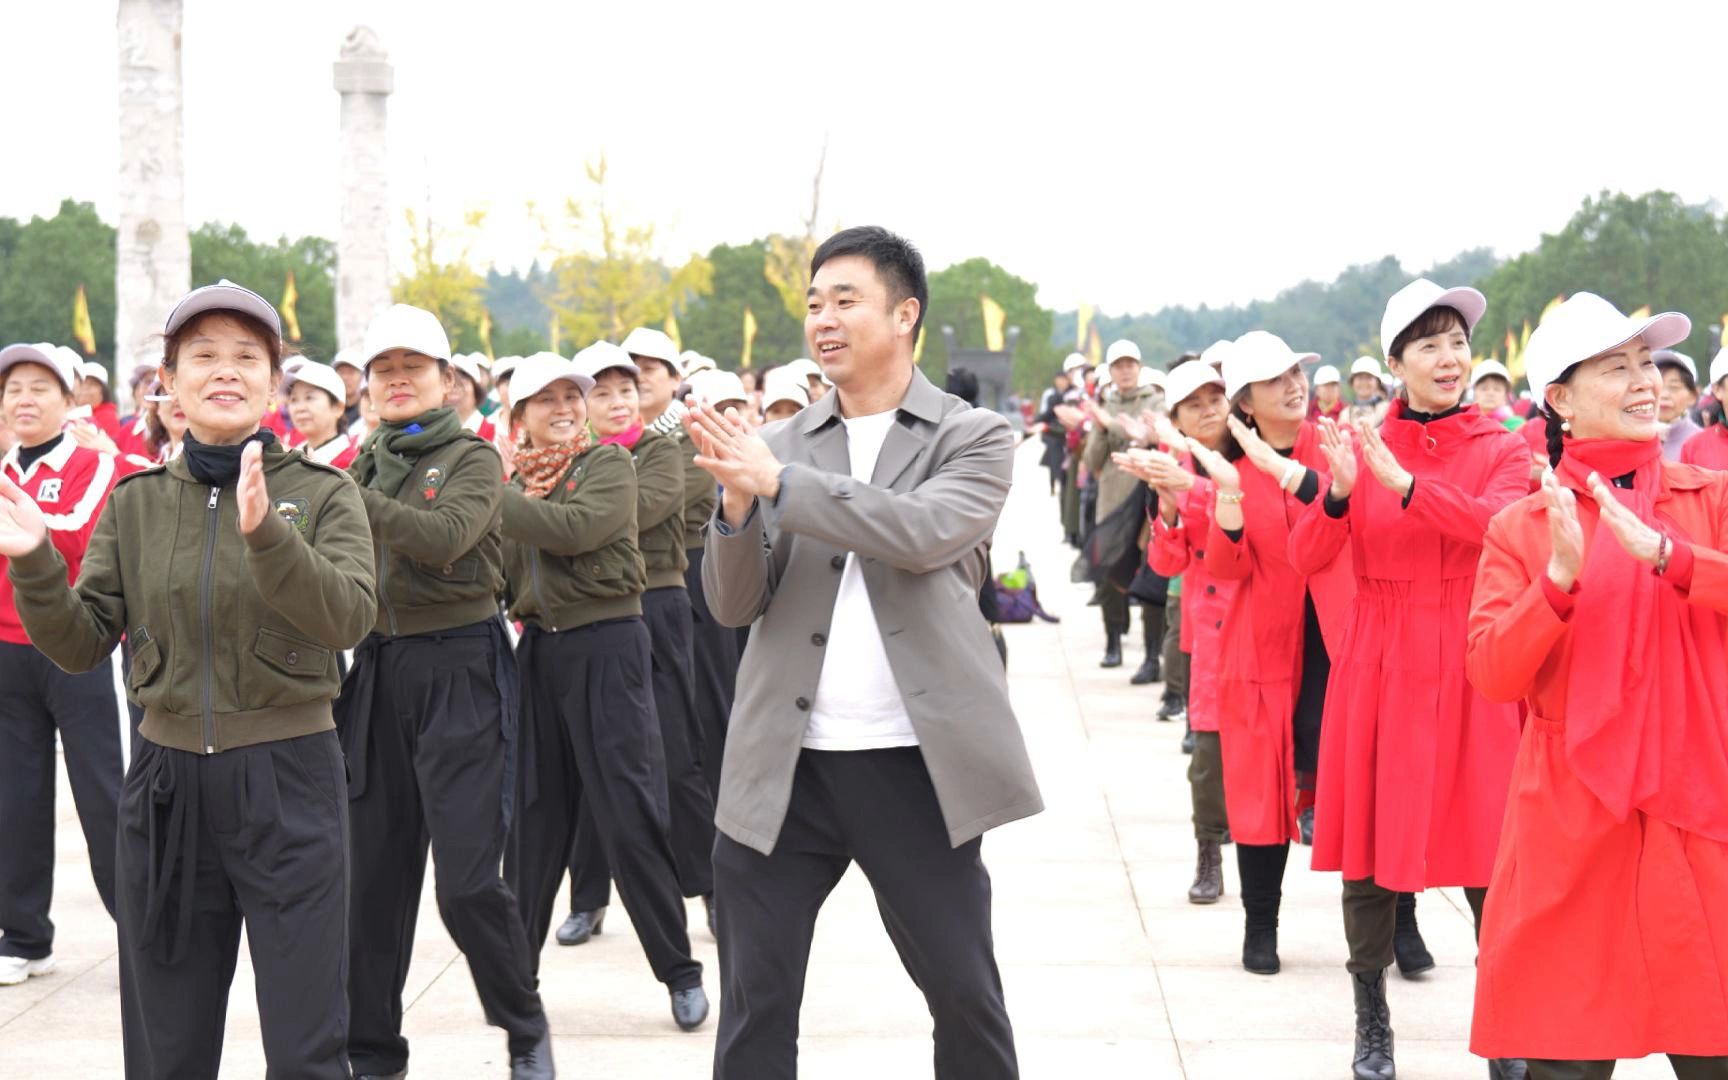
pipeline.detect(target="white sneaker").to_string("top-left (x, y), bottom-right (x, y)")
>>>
top-left (0, 954), bottom-right (55, 986)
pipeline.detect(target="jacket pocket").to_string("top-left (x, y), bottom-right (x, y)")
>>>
top-left (253, 627), bottom-right (331, 679)
top-left (417, 554), bottom-right (479, 584)
top-left (126, 634), bottom-right (163, 693)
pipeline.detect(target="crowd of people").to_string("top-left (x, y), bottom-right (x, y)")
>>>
top-left (1, 221), bottom-right (1727, 1080)
top-left (1038, 281), bottom-right (1728, 1080)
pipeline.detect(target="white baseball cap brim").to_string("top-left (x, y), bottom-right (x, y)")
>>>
top-left (331, 348), bottom-right (364, 373)
top-left (1313, 365), bottom-right (1341, 387)
top-left (1380, 279), bottom-right (1487, 362)
top-left (1137, 366), bottom-right (1166, 389)
top-left (1710, 348), bottom-right (1728, 391)
top-left (362, 305), bottom-right (453, 369)
top-left (0, 342), bottom-right (77, 394)
top-left (79, 362), bottom-right (110, 385)
top-left (1105, 339), bottom-right (1142, 366)
top-left (1652, 349), bottom-right (1698, 383)
top-left (165, 279), bottom-right (283, 339)
top-left (1223, 331), bottom-right (1319, 400)
top-left (1164, 360), bottom-right (1225, 412)
top-left (449, 352), bottom-right (487, 388)
top-left (510, 352), bottom-right (595, 402)
top-left (680, 350), bottom-right (716, 378)
top-left (1199, 339), bottom-right (1234, 370)
top-left (1350, 357), bottom-right (1384, 379)
top-left (621, 327), bottom-right (681, 369)
top-left (1061, 352), bottom-right (1090, 374)
top-left (572, 341), bottom-right (640, 384)
top-left (1469, 359), bottom-right (1513, 388)
top-left (687, 368), bottom-right (748, 407)
top-left (491, 355), bottom-right (522, 381)
top-left (284, 360), bottom-right (349, 405)
top-left (1525, 292), bottom-right (1690, 407)
top-left (762, 381), bottom-right (810, 412)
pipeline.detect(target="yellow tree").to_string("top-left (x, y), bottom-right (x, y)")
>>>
top-left (394, 208), bottom-right (489, 347)
top-left (761, 139), bottom-right (831, 322)
top-left (543, 157), bottom-right (712, 348)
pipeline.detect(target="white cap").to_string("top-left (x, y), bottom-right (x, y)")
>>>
top-left (449, 352), bottom-right (487, 388)
top-left (55, 346), bottom-right (94, 382)
top-left (1349, 357), bottom-right (1384, 379)
top-left (687, 368), bottom-right (748, 407)
top-left (620, 327), bottom-right (681, 373)
top-left (78, 361), bottom-right (110, 386)
top-left (491, 355), bottom-right (522, 381)
top-left (1710, 349), bottom-right (1728, 391)
top-left (572, 341), bottom-right (639, 383)
top-left (1061, 352), bottom-right (1090, 374)
top-left (331, 347), bottom-right (364, 373)
top-left (362, 305), bottom-right (452, 369)
top-left (680, 350), bottom-right (716, 378)
top-left (1223, 331), bottom-right (1320, 400)
top-left (1380, 279), bottom-right (1487, 362)
top-left (1200, 339), bottom-right (1234, 370)
top-left (1313, 364), bottom-right (1341, 387)
top-left (1164, 359), bottom-right (1226, 411)
top-left (1524, 292), bottom-right (1690, 407)
top-left (1137, 366), bottom-right (1166, 389)
top-left (0, 342), bottom-right (77, 393)
top-left (510, 351), bottom-right (594, 402)
top-left (165, 279), bottom-right (283, 339)
top-left (1652, 349), bottom-right (1698, 383)
top-left (761, 377), bottom-right (810, 413)
top-left (1470, 359), bottom-right (1512, 388)
top-left (284, 360), bottom-right (348, 405)
top-left (781, 357), bottom-right (832, 387)
top-left (1105, 339), bottom-right (1142, 365)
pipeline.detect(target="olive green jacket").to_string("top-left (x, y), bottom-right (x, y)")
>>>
top-left (8, 443), bottom-right (377, 754)
top-left (676, 430), bottom-right (715, 551)
top-left (500, 442), bottom-right (646, 631)
top-left (1083, 382), bottom-right (1164, 521)
top-left (351, 434), bottom-right (504, 636)
top-left (631, 430), bottom-right (689, 589)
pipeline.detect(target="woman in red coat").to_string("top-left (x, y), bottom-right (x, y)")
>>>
top-left (1290, 281), bottom-right (1528, 1080)
top-left (1185, 332), bottom-right (1353, 977)
top-left (1467, 293), bottom-right (1728, 1079)
top-left (1117, 356), bottom-right (1236, 906)
top-left (1679, 350), bottom-right (1728, 471)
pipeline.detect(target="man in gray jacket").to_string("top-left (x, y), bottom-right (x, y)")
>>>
top-left (687, 225), bottom-right (1042, 1080)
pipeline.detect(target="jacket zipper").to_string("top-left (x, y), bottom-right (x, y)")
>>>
top-left (377, 544), bottom-right (399, 636)
top-left (529, 552), bottom-right (556, 632)
top-left (199, 485), bottom-right (220, 753)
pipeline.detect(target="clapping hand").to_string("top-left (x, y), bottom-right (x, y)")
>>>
top-left (1225, 415), bottom-right (1286, 480)
top-left (1355, 418), bottom-right (1413, 499)
top-left (685, 399), bottom-right (785, 526)
top-left (236, 441), bottom-right (269, 536)
top-left (1317, 418), bottom-right (1357, 499)
top-left (1586, 472), bottom-right (1663, 566)
top-left (1542, 471), bottom-right (1584, 591)
top-left (1151, 413), bottom-right (1185, 451)
top-left (0, 475), bottom-right (47, 556)
top-left (1184, 438), bottom-right (1242, 497)
top-left (1112, 448), bottom-right (1194, 493)
top-left (67, 420), bottom-right (120, 457)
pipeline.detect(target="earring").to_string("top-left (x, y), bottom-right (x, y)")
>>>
top-left (1561, 420), bottom-right (1571, 432)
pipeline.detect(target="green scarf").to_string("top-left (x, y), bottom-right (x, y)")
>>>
top-left (352, 408), bottom-right (466, 496)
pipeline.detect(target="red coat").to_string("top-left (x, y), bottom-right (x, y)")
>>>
top-left (0, 440), bottom-right (119, 645)
top-left (1290, 402), bottom-right (1525, 890)
top-left (1465, 461), bottom-right (1728, 1060)
top-left (1204, 421), bottom-right (1354, 845)
top-left (1680, 423), bottom-right (1728, 470)
top-left (1148, 472), bottom-right (1235, 733)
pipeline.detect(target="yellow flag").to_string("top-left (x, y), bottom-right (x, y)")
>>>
top-left (281, 272), bottom-right (302, 342)
top-left (980, 295), bottom-right (1006, 352)
top-left (549, 314), bottom-right (561, 354)
top-left (72, 284), bottom-right (97, 354)
top-left (1076, 303), bottom-right (1094, 352)
top-left (1540, 294), bottom-right (1567, 325)
top-left (664, 309), bottom-right (682, 351)
top-left (913, 326), bottom-right (925, 366)
top-left (1086, 323), bottom-right (1103, 367)
top-left (1627, 304), bottom-right (1652, 320)
top-left (1503, 329), bottom-right (1523, 383)
top-left (741, 306), bottom-right (758, 369)
top-left (478, 309), bottom-right (494, 359)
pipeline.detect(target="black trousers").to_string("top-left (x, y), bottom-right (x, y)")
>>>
top-left (343, 628), bottom-right (546, 1075)
top-left (713, 748), bottom-right (1018, 1080)
top-left (507, 619), bottom-right (702, 991)
top-left (685, 547), bottom-right (739, 801)
top-left (1526, 1058), bottom-right (1728, 1078)
top-left (0, 641), bottom-right (121, 959)
top-left (570, 587), bottom-right (717, 909)
top-left (117, 732), bottom-right (349, 1080)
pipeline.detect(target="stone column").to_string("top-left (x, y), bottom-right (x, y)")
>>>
top-left (333, 28), bottom-right (394, 352)
top-left (115, 0), bottom-right (192, 406)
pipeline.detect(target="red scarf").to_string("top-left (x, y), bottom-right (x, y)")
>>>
top-left (1557, 436), bottom-right (1728, 840)
top-left (600, 420), bottom-right (643, 450)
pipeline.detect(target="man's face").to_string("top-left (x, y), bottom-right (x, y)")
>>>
top-left (1109, 357), bottom-right (1140, 394)
top-left (635, 357), bottom-right (680, 419)
top-left (805, 254), bottom-right (917, 390)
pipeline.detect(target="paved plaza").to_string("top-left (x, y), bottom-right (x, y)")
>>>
top-left (0, 440), bottom-right (1673, 1078)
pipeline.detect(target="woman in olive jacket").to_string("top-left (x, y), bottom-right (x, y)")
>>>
top-left (0, 281), bottom-right (376, 1080)
top-left (498, 348), bottom-right (710, 1033)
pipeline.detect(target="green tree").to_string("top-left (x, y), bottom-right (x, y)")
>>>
top-left (922, 257), bottom-right (1058, 395)
top-left (0, 200), bottom-right (117, 370)
top-left (190, 222), bottom-right (338, 363)
top-left (680, 239), bottom-right (805, 369)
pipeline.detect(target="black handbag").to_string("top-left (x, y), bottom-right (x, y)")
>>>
top-left (1084, 484), bottom-right (1150, 593)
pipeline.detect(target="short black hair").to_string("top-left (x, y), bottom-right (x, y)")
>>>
top-left (1388, 304), bottom-right (1469, 363)
top-left (1657, 357), bottom-right (1698, 395)
top-left (809, 226), bottom-right (928, 340)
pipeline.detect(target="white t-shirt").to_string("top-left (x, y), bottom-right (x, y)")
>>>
top-left (803, 409), bottom-right (920, 751)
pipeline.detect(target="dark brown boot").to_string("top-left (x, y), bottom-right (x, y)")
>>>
top-left (1188, 839), bottom-right (1223, 904)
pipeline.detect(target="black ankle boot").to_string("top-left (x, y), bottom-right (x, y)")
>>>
top-left (1130, 654), bottom-right (1161, 684)
top-left (1351, 969), bottom-right (1396, 1079)
top-left (1393, 892), bottom-right (1435, 977)
top-left (1100, 631), bottom-right (1123, 668)
top-left (1131, 612), bottom-right (1162, 684)
top-left (1236, 844), bottom-right (1286, 975)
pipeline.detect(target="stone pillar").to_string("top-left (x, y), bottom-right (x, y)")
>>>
top-left (333, 28), bottom-right (394, 352)
top-left (115, 0), bottom-right (192, 407)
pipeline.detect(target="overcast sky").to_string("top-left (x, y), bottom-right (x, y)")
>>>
top-left (6, 1), bottom-right (1725, 316)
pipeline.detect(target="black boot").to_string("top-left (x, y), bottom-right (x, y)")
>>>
top-left (1393, 892), bottom-right (1435, 977)
top-left (556, 907), bottom-right (606, 946)
top-left (1158, 692), bottom-right (1187, 722)
top-left (1131, 609), bottom-right (1163, 684)
top-left (1188, 839), bottom-right (1223, 904)
top-left (1100, 630), bottom-right (1123, 668)
top-left (1180, 721), bottom-right (1196, 754)
top-left (1351, 969), bottom-right (1396, 1079)
top-left (1236, 843), bottom-right (1287, 975)
top-left (1130, 654), bottom-right (1161, 685)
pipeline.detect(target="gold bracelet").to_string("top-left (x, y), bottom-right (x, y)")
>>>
top-left (1217, 489), bottom-right (1246, 504)
top-left (1653, 533), bottom-right (1671, 576)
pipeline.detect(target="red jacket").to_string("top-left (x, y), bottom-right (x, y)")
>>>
top-left (1289, 402), bottom-right (1526, 889)
top-left (1679, 423), bottom-right (1728, 470)
top-left (1202, 421), bottom-right (1353, 843)
top-left (0, 440), bottom-right (119, 645)
top-left (303, 433), bottom-right (359, 471)
top-left (1466, 459), bottom-right (1728, 1059)
top-left (1148, 470), bottom-right (1234, 733)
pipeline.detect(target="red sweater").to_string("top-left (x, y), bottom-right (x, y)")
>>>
top-left (0, 439), bottom-right (119, 645)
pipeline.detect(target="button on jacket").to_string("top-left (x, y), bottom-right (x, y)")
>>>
top-left (702, 368), bottom-right (1043, 854)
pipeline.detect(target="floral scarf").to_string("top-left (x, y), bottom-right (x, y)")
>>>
top-left (515, 427), bottom-right (592, 499)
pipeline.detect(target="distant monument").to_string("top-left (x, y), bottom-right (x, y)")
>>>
top-left (333, 27), bottom-right (394, 352)
top-left (115, 0), bottom-right (192, 402)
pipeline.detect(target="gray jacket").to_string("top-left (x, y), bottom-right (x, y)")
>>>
top-left (703, 368), bottom-right (1044, 854)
